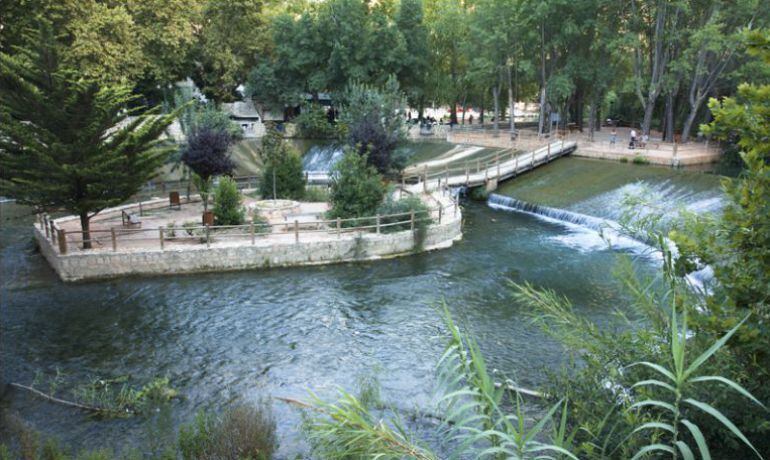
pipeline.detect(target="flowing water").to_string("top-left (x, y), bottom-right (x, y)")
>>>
top-left (0, 156), bottom-right (725, 455)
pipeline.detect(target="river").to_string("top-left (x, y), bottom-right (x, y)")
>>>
top-left (0, 155), bottom-right (725, 455)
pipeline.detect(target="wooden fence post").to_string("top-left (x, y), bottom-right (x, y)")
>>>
top-left (438, 206), bottom-right (443, 224)
top-left (410, 210), bottom-right (415, 232)
top-left (50, 221), bottom-right (56, 242)
top-left (337, 217), bottom-right (341, 238)
top-left (159, 226), bottom-right (165, 250)
top-left (44, 215), bottom-right (50, 238)
top-left (250, 222), bottom-right (255, 245)
top-left (376, 214), bottom-right (381, 234)
top-left (205, 225), bottom-right (210, 248)
top-left (111, 227), bottom-right (117, 252)
top-left (139, 201), bottom-right (143, 216)
top-left (57, 229), bottom-right (67, 254)
top-left (294, 220), bottom-right (299, 243)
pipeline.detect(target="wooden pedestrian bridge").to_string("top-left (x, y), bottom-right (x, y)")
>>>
top-left (401, 139), bottom-right (577, 192)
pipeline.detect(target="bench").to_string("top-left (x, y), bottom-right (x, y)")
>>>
top-left (121, 210), bottom-right (142, 228)
top-left (284, 213), bottom-right (322, 230)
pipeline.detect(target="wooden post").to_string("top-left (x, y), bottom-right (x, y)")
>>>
top-left (205, 225), bottom-right (210, 248)
top-left (44, 215), bottom-right (50, 238)
top-left (465, 162), bottom-right (469, 184)
top-left (410, 210), bottom-right (415, 232)
top-left (294, 220), bottom-right (299, 243)
top-left (139, 201), bottom-right (143, 216)
top-left (57, 229), bottom-right (66, 254)
top-left (159, 226), bottom-right (165, 250)
top-left (337, 217), bottom-right (341, 238)
top-left (423, 172), bottom-right (427, 192)
top-left (438, 206), bottom-right (443, 224)
top-left (111, 227), bottom-right (117, 251)
top-left (250, 221), bottom-right (255, 245)
top-left (50, 221), bottom-right (56, 243)
top-left (376, 214), bottom-right (381, 234)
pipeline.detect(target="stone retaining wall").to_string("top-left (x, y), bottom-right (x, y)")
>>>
top-left (35, 208), bottom-right (462, 282)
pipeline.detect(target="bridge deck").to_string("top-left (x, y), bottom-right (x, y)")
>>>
top-left (404, 140), bottom-right (576, 191)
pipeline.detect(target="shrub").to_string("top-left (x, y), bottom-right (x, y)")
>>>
top-left (303, 185), bottom-right (329, 202)
top-left (294, 104), bottom-right (338, 139)
top-left (163, 222), bottom-right (176, 239)
top-left (376, 195), bottom-right (431, 233)
top-left (327, 149), bottom-right (385, 226)
top-left (631, 155), bottom-right (650, 165)
top-left (259, 129), bottom-right (306, 200)
top-left (619, 157), bottom-right (629, 163)
top-left (178, 403), bottom-right (277, 460)
top-left (183, 221), bottom-right (199, 236)
top-left (212, 177), bottom-right (245, 226)
top-left (251, 212), bottom-right (271, 234)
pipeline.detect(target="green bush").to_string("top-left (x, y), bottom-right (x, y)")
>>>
top-left (183, 221), bottom-right (199, 236)
top-left (212, 177), bottom-right (245, 226)
top-left (631, 155), bottom-right (650, 165)
top-left (179, 403), bottom-right (277, 460)
top-left (303, 185), bottom-right (330, 202)
top-left (251, 211), bottom-right (271, 234)
top-left (294, 104), bottom-right (338, 139)
top-left (327, 149), bottom-right (385, 226)
top-left (376, 195), bottom-right (431, 233)
top-left (259, 129), bottom-right (306, 200)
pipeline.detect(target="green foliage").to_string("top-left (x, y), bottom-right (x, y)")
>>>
top-left (376, 194), bottom-right (432, 251)
top-left (164, 222), bottom-right (177, 239)
top-left (631, 156), bottom-right (650, 165)
top-left (303, 186), bottom-right (330, 203)
top-left (0, 24), bottom-right (177, 247)
top-left (212, 177), bottom-right (245, 226)
top-left (293, 104), bottom-right (338, 139)
top-left (341, 76), bottom-right (408, 176)
top-left (258, 129), bottom-right (306, 200)
top-left (326, 149), bottom-right (386, 224)
top-left (301, 390), bottom-right (438, 460)
top-left (178, 403), bottom-right (277, 460)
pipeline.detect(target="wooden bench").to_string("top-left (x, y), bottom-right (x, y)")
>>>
top-left (121, 210), bottom-right (142, 228)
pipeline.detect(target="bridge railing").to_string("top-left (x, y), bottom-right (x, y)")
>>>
top-left (36, 189), bottom-right (460, 255)
top-left (401, 139), bottom-right (573, 188)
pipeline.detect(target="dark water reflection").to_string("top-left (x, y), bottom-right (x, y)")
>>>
top-left (0, 158), bottom-right (721, 455)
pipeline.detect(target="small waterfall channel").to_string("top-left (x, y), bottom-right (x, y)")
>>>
top-left (302, 144), bottom-right (344, 172)
top-left (487, 193), bottom-right (716, 292)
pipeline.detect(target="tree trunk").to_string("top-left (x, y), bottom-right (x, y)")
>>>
top-left (273, 169), bottom-right (277, 200)
top-left (680, 105), bottom-right (700, 143)
top-left (641, 92), bottom-right (657, 137)
top-left (450, 101), bottom-right (458, 125)
top-left (461, 94), bottom-right (468, 124)
top-left (588, 97), bottom-right (597, 141)
top-left (492, 85), bottom-right (500, 132)
top-left (480, 93), bottom-right (485, 124)
top-left (507, 65), bottom-right (515, 134)
top-left (79, 212), bottom-right (91, 250)
top-left (664, 92), bottom-right (675, 142)
top-left (538, 22), bottom-right (547, 136)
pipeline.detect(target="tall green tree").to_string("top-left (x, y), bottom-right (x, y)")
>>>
top-left (0, 27), bottom-right (178, 248)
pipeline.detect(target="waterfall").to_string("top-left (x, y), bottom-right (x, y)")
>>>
top-left (302, 144), bottom-right (344, 172)
top-left (487, 193), bottom-right (715, 290)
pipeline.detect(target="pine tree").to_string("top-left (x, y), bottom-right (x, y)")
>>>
top-left (0, 25), bottom-right (178, 248)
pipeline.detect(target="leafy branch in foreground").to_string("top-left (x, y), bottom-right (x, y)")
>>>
top-left (627, 308), bottom-right (766, 460)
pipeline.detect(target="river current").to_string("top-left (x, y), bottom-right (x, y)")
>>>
top-left (0, 156), bottom-right (724, 455)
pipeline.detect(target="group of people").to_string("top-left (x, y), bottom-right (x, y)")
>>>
top-left (608, 128), bottom-right (648, 149)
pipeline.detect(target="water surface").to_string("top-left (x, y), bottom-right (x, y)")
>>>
top-left (0, 157), bottom-right (723, 455)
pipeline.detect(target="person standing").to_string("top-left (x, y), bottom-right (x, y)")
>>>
top-left (629, 128), bottom-right (637, 149)
top-left (610, 128), bottom-right (617, 147)
top-left (468, 114), bottom-right (474, 125)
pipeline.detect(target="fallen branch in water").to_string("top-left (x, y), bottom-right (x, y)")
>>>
top-left (9, 382), bottom-right (130, 415)
top-left (495, 381), bottom-right (546, 398)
